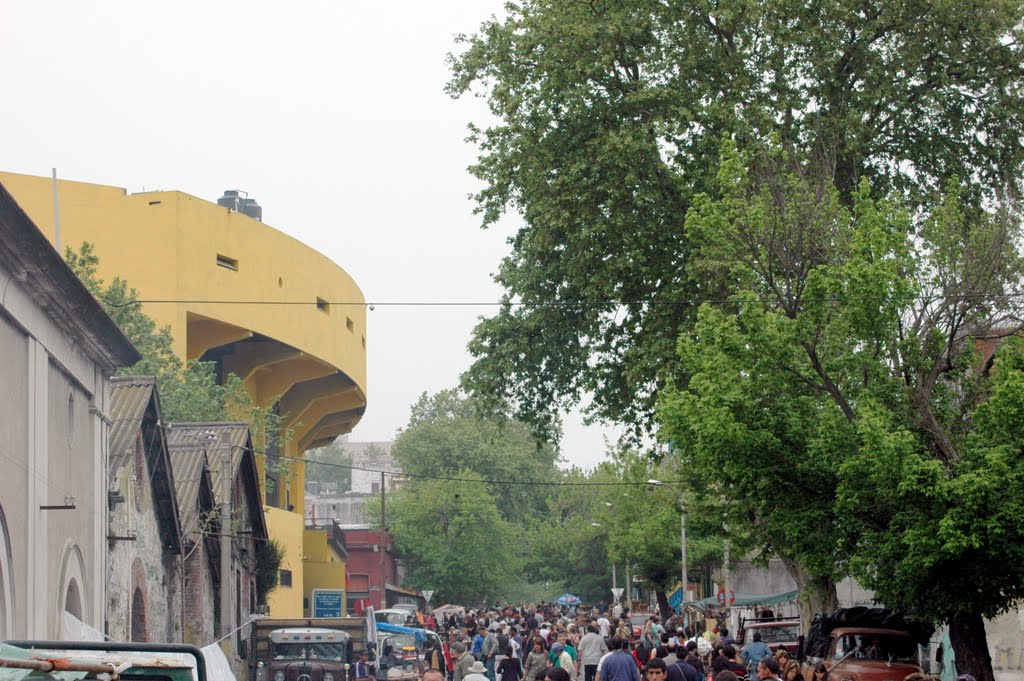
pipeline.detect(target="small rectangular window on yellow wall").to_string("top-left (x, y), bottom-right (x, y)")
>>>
top-left (217, 254), bottom-right (239, 271)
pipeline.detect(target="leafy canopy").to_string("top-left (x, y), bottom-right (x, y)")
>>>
top-left (657, 139), bottom-right (1024, 628)
top-left (391, 389), bottom-right (560, 524)
top-left (450, 0), bottom-right (1024, 440)
top-left (387, 471), bottom-right (522, 606)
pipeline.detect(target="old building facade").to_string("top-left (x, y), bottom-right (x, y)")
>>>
top-left (0, 182), bottom-right (140, 638)
top-left (166, 423), bottom-right (268, 675)
top-left (107, 376), bottom-right (182, 643)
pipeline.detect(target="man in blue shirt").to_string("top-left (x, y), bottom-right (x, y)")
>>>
top-left (665, 653), bottom-right (700, 681)
top-left (742, 633), bottom-right (773, 675)
top-left (601, 638), bottom-right (641, 681)
top-left (473, 627), bottom-right (487, 660)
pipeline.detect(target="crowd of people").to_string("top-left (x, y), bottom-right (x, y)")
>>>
top-left (386, 604), bottom-right (807, 681)
top-left (367, 604), bottom-right (966, 681)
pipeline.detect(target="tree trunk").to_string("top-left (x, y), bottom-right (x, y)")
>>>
top-left (656, 589), bottom-right (673, 621)
top-left (778, 557), bottom-right (839, 633)
top-left (949, 612), bottom-right (995, 681)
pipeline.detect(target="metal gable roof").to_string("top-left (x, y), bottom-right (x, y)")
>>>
top-left (108, 376), bottom-right (182, 554)
top-left (166, 422), bottom-right (268, 542)
top-left (168, 445), bottom-right (214, 543)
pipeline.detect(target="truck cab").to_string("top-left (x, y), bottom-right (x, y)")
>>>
top-left (267, 628), bottom-right (351, 681)
top-left (799, 609), bottom-right (932, 681)
top-left (739, 618), bottom-right (802, 655)
top-left (818, 628), bottom-right (923, 681)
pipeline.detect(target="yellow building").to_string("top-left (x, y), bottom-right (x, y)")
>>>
top-left (302, 527), bottom-right (348, 617)
top-left (0, 171), bottom-right (367, 617)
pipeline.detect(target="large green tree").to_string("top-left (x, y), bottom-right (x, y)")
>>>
top-left (387, 472), bottom-right (522, 605)
top-left (391, 389), bottom-right (560, 524)
top-left (449, 0), bottom-right (1024, 441)
top-left (656, 141), bottom-right (1024, 681)
top-left (597, 450), bottom-right (722, 618)
top-left (523, 465), bottom-right (617, 604)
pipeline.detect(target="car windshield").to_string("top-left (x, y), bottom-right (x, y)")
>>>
top-left (746, 626), bottom-right (800, 644)
top-left (272, 643), bottom-right (347, 661)
top-left (384, 635), bottom-right (418, 655)
top-left (833, 635), bottom-right (917, 663)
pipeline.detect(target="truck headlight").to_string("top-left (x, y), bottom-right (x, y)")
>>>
top-left (275, 672), bottom-right (285, 681)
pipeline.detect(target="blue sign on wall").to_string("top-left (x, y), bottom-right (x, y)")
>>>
top-left (313, 589), bottom-right (345, 618)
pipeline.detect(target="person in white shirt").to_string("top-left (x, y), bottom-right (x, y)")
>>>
top-left (578, 625), bottom-right (610, 681)
top-left (597, 616), bottom-right (611, 639)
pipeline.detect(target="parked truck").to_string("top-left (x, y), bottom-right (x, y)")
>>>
top-left (798, 608), bottom-right (935, 681)
top-left (738, 616), bottom-right (802, 655)
top-left (249, 618), bottom-right (368, 681)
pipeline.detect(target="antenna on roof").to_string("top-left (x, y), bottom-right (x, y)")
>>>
top-left (52, 168), bottom-right (61, 252)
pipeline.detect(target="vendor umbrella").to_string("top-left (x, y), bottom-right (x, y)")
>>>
top-left (555, 594), bottom-right (581, 606)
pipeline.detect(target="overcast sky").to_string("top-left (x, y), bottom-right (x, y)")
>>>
top-left (0, 1), bottom-right (621, 469)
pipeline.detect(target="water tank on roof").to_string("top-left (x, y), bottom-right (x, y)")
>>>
top-left (217, 190), bottom-right (262, 222)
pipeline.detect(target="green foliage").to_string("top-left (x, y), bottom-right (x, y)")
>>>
top-left (387, 390), bottom-right (724, 605)
top-left (392, 389), bottom-right (560, 524)
top-left (657, 138), bottom-right (1024, 644)
top-left (387, 471), bottom-right (522, 606)
top-left (598, 451), bottom-right (722, 597)
top-left (451, 0), bottom-right (1024, 442)
top-left (256, 537), bottom-right (286, 605)
top-left (522, 465), bottom-right (617, 603)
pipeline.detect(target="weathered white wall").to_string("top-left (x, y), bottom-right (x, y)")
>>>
top-left (0, 257), bottom-right (113, 638)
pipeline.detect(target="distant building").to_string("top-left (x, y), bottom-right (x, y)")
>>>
top-left (305, 441), bottom-right (403, 529)
top-left (341, 529), bottom-right (399, 612)
top-left (0, 182), bottom-right (140, 638)
top-left (302, 521), bottom-right (348, 617)
top-left (346, 442), bottom-right (403, 494)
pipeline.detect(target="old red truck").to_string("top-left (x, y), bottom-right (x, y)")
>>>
top-left (798, 608), bottom-right (935, 681)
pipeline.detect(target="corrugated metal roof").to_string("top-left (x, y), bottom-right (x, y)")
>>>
top-left (169, 446), bottom-right (213, 542)
top-left (166, 422), bottom-right (268, 542)
top-left (108, 376), bottom-right (157, 488)
top-left (166, 422), bottom-right (250, 485)
top-left (108, 376), bottom-right (182, 554)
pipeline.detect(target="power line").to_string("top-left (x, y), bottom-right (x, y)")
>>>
top-left (277, 451), bottom-right (677, 487)
top-left (101, 291), bottom-right (1024, 309)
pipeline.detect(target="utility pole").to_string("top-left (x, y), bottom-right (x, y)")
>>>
top-left (722, 518), bottom-right (731, 627)
top-left (379, 471), bottom-right (387, 610)
top-left (220, 440), bottom-right (234, 658)
top-left (51, 168), bottom-right (61, 252)
top-left (680, 496), bottom-right (688, 603)
top-left (624, 562), bottom-right (631, 606)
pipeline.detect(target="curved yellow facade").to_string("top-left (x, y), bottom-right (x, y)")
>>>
top-left (0, 170), bottom-right (368, 617)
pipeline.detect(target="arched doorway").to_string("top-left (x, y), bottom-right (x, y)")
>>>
top-left (56, 542), bottom-right (89, 636)
top-left (130, 587), bottom-right (147, 642)
top-left (0, 504), bottom-right (13, 638)
top-left (64, 579), bottom-right (83, 620)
